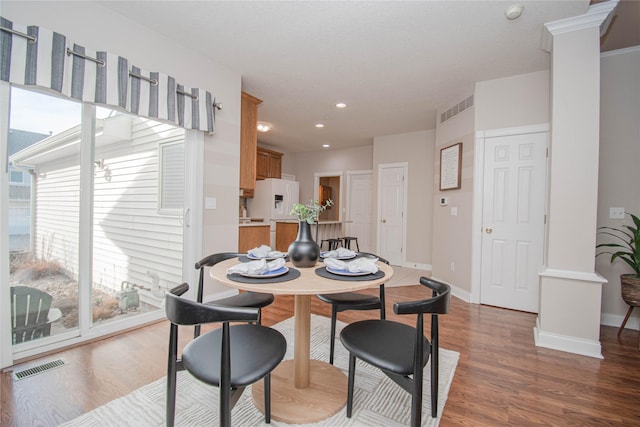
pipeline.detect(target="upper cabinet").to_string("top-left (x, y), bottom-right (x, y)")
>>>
top-left (256, 147), bottom-right (283, 180)
top-left (240, 92), bottom-right (262, 193)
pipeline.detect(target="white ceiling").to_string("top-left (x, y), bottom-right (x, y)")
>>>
top-left (99, 1), bottom-right (591, 153)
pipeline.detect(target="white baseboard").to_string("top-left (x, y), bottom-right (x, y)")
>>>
top-left (534, 318), bottom-right (603, 359)
top-left (430, 275), bottom-right (471, 303)
top-left (402, 262), bottom-right (432, 271)
top-left (601, 311), bottom-right (640, 330)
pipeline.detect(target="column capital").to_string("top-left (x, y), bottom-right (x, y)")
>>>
top-left (541, 0), bottom-right (619, 52)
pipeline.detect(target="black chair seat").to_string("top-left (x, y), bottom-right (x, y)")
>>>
top-left (165, 284), bottom-right (286, 426)
top-left (213, 292), bottom-right (275, 309)
top-left (183, 324), bottom-right (286, 387)
top-left (338, 277), bottom-right (451, 425)
top-left (317, 292), bottom-right (379, 306)
top-left (341, 319), bottom-right (430, 375)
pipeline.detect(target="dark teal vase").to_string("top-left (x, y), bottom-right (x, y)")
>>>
top-left (288, 221), bottom-right (320, 268)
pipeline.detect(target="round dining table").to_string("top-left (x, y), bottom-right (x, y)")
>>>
top-left (210, 256), bottom-right (393, 424)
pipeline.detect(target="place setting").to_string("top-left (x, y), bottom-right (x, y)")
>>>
top-left (237, 244), bottom-right (288, 263)
top-left (320, 247), bottom-right (357, 260)
top-left (227, 255), bottom-right (300, 284)
top-left (316, 256), bottom-right (385, 281)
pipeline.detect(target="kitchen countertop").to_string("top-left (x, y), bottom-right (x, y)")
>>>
top-left (239, 223), bottom-right (269, 227)
top-left (274, 220), bottom-right (344, 224)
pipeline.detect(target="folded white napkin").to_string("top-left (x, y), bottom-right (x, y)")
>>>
top-left (322, 247), bottom-right (356, 258)
top-left (227, 258), bottom-right (286, 275)
top-left (248, 245), bottom-right (284, 259)
top-left (323, 257), bottom-right (379, 274)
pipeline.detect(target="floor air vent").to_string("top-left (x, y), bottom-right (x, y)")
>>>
top-left (13, 358), bottom-right (67, 380)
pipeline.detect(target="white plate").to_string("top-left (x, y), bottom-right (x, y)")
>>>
top-left (246, 253), bottom-right (286, 260)
top-left (239, 266), bottom-right (289, 278)
top-left (326, 266), bottom-right (373, 276)
top-left (320, 252), bottom-right (356, 260)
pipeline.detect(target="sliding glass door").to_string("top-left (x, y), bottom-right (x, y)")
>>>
top-left (2, 85), bottom-right (193, 366)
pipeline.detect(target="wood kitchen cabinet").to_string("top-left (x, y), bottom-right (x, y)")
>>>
top-left (238, 225), bottom-right (270, 253)
top-left (256, 147), bottom-right (283, 180)
top-left (275, 222), bottom-right (299, 252)
top-left (240, 92), bottom-right (262, 195)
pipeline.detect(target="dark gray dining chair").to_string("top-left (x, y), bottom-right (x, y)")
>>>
top-left (165, 283), bottom-right (287, 427)
top-left (194, 252), bottom-right (275, 337)
top-left (340, 277), bottom-right (451, 426)
top-left (316, 252), bottom-right (389, 364)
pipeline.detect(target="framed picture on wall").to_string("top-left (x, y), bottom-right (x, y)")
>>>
top-left (439, 142), bottom-right (462, 190)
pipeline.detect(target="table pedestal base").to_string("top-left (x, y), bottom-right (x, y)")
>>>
top-left (252, 359), bottom-right (347, 424)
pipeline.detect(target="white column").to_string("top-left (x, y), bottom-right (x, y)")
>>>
top-left (535, 1), bottom-right (618, 358)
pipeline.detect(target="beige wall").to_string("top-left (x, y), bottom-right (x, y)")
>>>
top-left (596, 46), bottom-right (640, 328)
top-left (432, 101), bottom-right (475, 291)
top-left (292, 145), bottom-right (373, 204)
top-left (373, 130), bottom-right (435, 267)
top-left (475, 70), bottom-right (550, 131)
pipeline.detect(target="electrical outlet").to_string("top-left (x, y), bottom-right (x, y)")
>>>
top-left (451, 207), bottom-right (458, 216)
top-left (450, 262), bottom-right (455, 272)
top-left (609, 207), bottom-right (625, 219)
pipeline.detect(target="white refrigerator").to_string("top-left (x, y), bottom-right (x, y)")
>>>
top-left (247, 178), bottom-right (300, 247)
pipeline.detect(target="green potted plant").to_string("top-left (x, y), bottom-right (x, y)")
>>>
top-left (287, 199), bottom-right (333, 267)
top-left (597, 212), bottom-right (640, 327)
top-left (290, 199), bottom-right (333, 224)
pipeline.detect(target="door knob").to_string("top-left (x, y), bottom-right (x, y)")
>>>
top-left (485, 227), bottom-right (493, 234)
top-left (382, 219), bottom-right (387, 223)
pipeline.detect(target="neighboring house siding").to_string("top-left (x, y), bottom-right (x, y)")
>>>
top-left (34, 116), bottom-right (185, 295)
top-left (8, 129), bottom-right (48, 251)
top-left (35, 164), bottom-right (81, 278)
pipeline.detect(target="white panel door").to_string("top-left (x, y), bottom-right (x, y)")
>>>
top-left (480, 132), bottom-right (547, 313)
top-left (377, 165), bottom-right (406, 265)
top-left (346, 172), bottom-right (372, 252)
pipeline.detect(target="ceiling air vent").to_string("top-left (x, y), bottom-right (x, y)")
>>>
top-left (440, 95), bottom-right (474, 124)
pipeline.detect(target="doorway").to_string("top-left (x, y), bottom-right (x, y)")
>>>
top-left (473, 125), bottom-right (548, 313)
top-left (345, 171), bottom-right (373, 253)
top-left (377, 163), bottom-right (407, 266)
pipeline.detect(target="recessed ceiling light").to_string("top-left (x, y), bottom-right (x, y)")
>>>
top-left (323, 144), bottom-right (330, 148)
top-left (315, 123), bottom-right (324, 128)
top-left (336, 102), bottom-right (347, 109)
top-left (257, 122), bottom-right (272, 132)
top-left (505, 4), bottom-right (524, 20)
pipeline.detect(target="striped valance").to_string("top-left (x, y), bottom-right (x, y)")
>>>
top-left (0, 16), bottom-right (216, 134)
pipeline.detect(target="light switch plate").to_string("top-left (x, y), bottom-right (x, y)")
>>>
top-left (609, 207), bottom-right (625, 219)
top-left (205, 197), bottom-right (217, 210)
top-left (451, 207), bottom-right (458, 216)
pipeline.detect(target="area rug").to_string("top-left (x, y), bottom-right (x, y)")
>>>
top-left (60, 314), bottom-right (459, 427)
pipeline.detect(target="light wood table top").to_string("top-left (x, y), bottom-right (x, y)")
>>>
top-left (210, 257), bottom-right (393, 424)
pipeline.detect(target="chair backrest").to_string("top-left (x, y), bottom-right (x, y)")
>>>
top-left (194, 253), bottom-right (242, 303)
top-left (393, 277), bottom-right (450, 316)
top-left (10, 286), bottom-right (54, 343)
top-left (165, 283), bottom-right (259, 326)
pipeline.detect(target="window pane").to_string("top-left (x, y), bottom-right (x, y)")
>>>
top-left (8, 87), bottom-right (81, 345)
top-left (92, 110), bottom-right (185, 326)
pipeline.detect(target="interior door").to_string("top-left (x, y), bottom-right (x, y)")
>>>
top-left (480, 131), bottom-right (547, 313)
top-left (377, 164), bottom-right (406, 265)
top-left (346, 172), bottom-right (372, 252)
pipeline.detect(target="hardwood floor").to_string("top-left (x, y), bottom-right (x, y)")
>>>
top-left (2, 283), bottom-right (640, 426)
